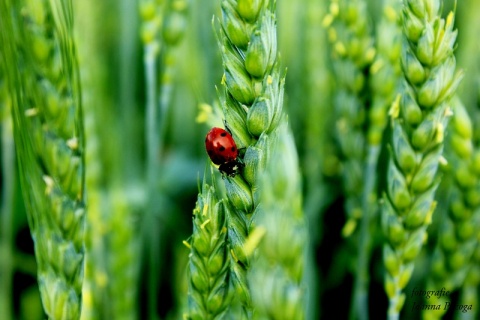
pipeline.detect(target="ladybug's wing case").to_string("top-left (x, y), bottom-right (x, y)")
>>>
top-left (207, 139), bottom-right (237, 164)
top-left (205, 129), bottom-right (221, 165)
top-left (206, 148), bottom-right (225, 165)
top-left (205, 127), bottom-right (239, 165)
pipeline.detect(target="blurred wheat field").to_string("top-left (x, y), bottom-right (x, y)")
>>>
top-left (1, 0), bottom-right (480, 319)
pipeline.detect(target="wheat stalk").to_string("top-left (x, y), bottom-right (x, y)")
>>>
top-left (73, 1), bottom-right (110, 318)
top-left (0, 60), bottom-right (15, 320)
top-left (382, 1), bottom-right (463, 318)
top-left (214, 0), bottom-right (286, 316)
top-left (0, 0), bottom-right (86, 318)
top-left (324, 1), bottom-right (376, 318)
top-left (454, 0), bottom-right (480, 112)
top-left (300, 1), bottom-right (333, 318)
top-left (159, 0), bottom-right (189, 149)
top-left (324, 0), bottom-right (375, 239)
top-left (140, 1), bottom-right (189, 316)
top-left (140, 1), bottom-right (165, 315)
top-left (301, 0), bottom-right (335, 225)
top-left (368, 0), bottom-right (403, 148)
top-left (249, 123), bottom-right (307, 319)
top-left (186, 170), bottom-right (232, 319)
top-left (349, 1), bottom-right (404, 318)
top-left (456, 242), bottom-right (480, 320)
top-left (105, 189), bottom-right (141, 319)
top-left (422, 97), bottom-right (480, 319)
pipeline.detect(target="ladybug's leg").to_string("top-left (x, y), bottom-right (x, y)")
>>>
top-left (236, 147), bottom-right (247, 158)
top-left (223, 119), bottom-right (233, 135)
top-left (232, 160), bottom-right (243, 176)
top-left (219, 161), bottom-right (240, 178)
top-left (218, 163), bottom-right (229, 178)
top-left (235, 156), bottom-right (245, 167)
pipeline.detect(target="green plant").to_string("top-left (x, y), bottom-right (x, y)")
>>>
top-left (423, 97), bottom-right (480, 319)
top-left (213, 0), bottom-right (287, 316)
top-left (74, 2), bottom-right (110, 318)
top-left (382, 1), bottom-right (463, 318)
top-left (297, 1), bottom-right (333, 318)
top-left (449, 80), bottom-right (480, 320)
top-left (106, 190), bottom-right (141, 319)
top-left (140, 1), bottom-right (190, 316)
top-left (324, 0), bottom-right (375, 238)
top-left (186, 171), bottom-right (231, 319)
top-left (457, 242), bottom-right (480, 320)
top-left (0, 58), bottom-right (15, 320)
top-left (3, 0), bottom-right (480, 319)
top-left (0, 0), bottom-right (86, 318)
top-left (324, 0), bottom-right (378, 318)
top-left (249, 124), bottom-right (306, 319)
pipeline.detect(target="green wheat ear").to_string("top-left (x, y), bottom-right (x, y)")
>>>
top-left (324, 0), bottom-right (375, 237)
top-left (249, 123), bottom-right (307, 319)
top-left (457, 242), bottom-right (480, 319)
top-left (368, 0), bottom-right (402, 149)
top-left (382, 1), bottom-right (463, 319)
top-left (457, 82), bottom-right (480, 320)
top-left (140, 0), bottom-right (190, 316)
top-left (73, 2), bottom-right (108, 318)
top-left (423, 97), bottom-right (480, 320)
top-left (0, 0), bottom-right (86, 318)
top-left (350, 1), bottom-right (404, 318)
top-left (214, 0), bottom-right (287, 316)
top-left (187, 169), bottom-right (231, 319)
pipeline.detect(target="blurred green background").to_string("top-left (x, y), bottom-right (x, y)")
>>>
top-left (1, 0), bottom-right (480, 319)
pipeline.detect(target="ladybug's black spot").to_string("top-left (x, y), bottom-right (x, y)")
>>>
top-left (220, 132), bottom-right (227, 137)
top-left (231, 147), bottom-right (236, 152)
top-left (219, 146), bottom-right (225, 152)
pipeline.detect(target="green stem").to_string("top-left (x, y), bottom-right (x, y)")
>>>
top-left (350, 145), bottom-right (380, 320)
top-left (456, 0), bottom-right (480, 112)
top-left (456, 245), bottom-right (480, 320)
top-left (120, 0), bottom-right (141, 182)
top-left (0, 119), bottom-right (14, 320)
top-left (144, 42), bottom-right (161, 320)
top-left (388, 312), bottom-right (399, 320)
top-left (300, 0), bottom-right (333, 317)
top-left (141, 2), bottom-right (187, 317)
top-left (145, 45), bottom-right (160, 189)
top-left (13, 252), bottom-right (38, 278)
top-left (456, 286), bottom-right (477, 320)
top-left (158, 49), bottom-right (174, 162)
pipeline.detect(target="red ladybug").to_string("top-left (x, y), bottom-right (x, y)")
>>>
top-left (205, 127), bottom-right (243, 177)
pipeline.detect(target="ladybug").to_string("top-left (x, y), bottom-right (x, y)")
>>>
top-left (205, 127), bottom-right (243, 177)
